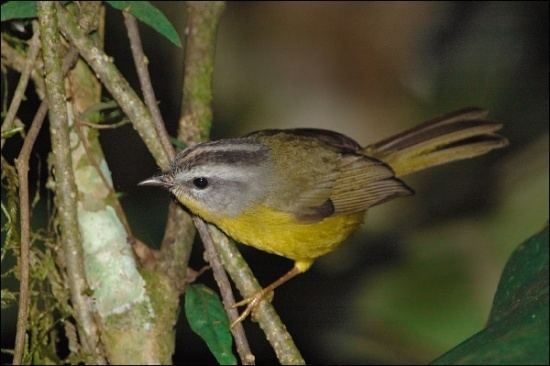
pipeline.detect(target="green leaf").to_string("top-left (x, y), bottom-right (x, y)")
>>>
top-left (1, 1), bottom-right (37, 22)
top-left (106, 1), bottom-right (182, 47)
top-left (185, 284), bottom-right (237, 365)
top-left (432, 225), bottom-right (549, 365)
top-left (170, 136), bottom-right (188, 150)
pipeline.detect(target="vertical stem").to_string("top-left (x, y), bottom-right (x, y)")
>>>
top-left (179, 1), bottom-right (225, 145)
top-left (12, 45), bottom-right (87, 366)
top-left (12, 102), bottom-right (49, 366)
top-left (37, 2), bottom-right (104, 363)
top-left (159, 1), bottom-right (226, 288)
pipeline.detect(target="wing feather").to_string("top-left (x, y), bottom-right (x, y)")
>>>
top-left (329, 155), bottom-right (412, 215)
top-left (254, 129), bottom-right (413, 222)
top-left (295, 154), bottom-right (412, 220)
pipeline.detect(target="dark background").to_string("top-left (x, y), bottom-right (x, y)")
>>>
top-left (2, 2), bottom-right (548, 364)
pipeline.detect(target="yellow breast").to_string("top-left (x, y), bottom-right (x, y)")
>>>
top-left (186, 199), bottom-right (365, 268)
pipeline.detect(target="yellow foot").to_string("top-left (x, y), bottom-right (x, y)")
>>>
top-left (229, 266), bottom-right (302, 328)
top-left (230, 289), bottom-right (274, 328)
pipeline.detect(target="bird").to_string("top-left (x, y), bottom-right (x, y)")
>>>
top-left (140, 107), bottom-right (508, 325)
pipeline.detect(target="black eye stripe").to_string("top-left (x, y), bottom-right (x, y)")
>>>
top-left (193, 177), bottom-right (208, 189)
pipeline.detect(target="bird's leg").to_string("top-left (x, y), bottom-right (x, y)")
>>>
top-left (231, 266), bottom-right (302, 328)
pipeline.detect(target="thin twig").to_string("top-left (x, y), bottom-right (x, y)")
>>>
top-left (1, 29), bottom-right (41, 150)
top-left (123, 11), bottom-right (175, 160)
top-left (1, 34), bottom-right (46, 100)
top-left (12, 100), bottom-right (49, 366)
top-left (208, 225), bottom-right (305, 365)
top-left (77, 119), bottom-right (130, 129)
top-left (193, 217), bottom-right (255, 365)
top-left (78, 100), bottom-right (118, 121)
top-left (56, 3), bottom-right (170, 170)
top-left (37, 3), bottom-right (105, 363)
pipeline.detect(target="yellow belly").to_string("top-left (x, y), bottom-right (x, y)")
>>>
top-left (190, 202), bottom-right (365, 270)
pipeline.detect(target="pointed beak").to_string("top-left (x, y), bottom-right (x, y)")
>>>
top-left (138, 174), bottom-right (173, 188)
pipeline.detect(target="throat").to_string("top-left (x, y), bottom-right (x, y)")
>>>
top-left (176, 194), bottom-right (224, 223)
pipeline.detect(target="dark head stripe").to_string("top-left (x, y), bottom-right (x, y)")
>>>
top-left (170, 138), bottom-right (268, 172)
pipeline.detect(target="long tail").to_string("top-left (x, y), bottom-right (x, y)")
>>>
top-left (364, 108), bottom-right (509, 177)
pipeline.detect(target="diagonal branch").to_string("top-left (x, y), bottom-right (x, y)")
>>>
top-left (123, 11), bottom-right (175, 161)
top-left (1, 35), bottom-right (46, 100)
top-left (193, 217), bottom-right (255, 365)
top-left (208, 226), bottom-right (305, 365)
top-left (1, 28), bottom-right (41, 150)
top-left (55, 3), bottom-right (170, 170)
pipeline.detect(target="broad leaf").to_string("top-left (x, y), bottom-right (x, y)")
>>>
top-left (185, 284), bottom-right (237, 365)
top-left (1, 1), bottom-right (37, 22)
top-left (433, 226), bottom-right (549, 364)
top-left (106, 1), bottom-right (182, 47)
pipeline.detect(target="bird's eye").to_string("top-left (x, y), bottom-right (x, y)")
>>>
top-left (193, 177), bottom-right (208, 189)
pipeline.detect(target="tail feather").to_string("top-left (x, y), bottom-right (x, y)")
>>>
top-left (364, 108), bottom-right (508, 177)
